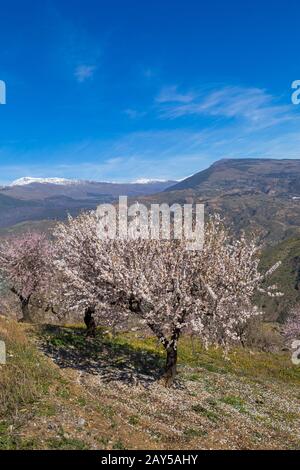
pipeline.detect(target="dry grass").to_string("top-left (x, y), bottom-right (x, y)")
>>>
top-left (1, 318), bottom-right (300, 450)
top-left (0, 317), bottom-right (56, 419)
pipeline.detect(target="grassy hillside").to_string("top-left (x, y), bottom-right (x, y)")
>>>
top-left (1, 316), bottom-right (300, 450)
top-left (258, 238), bottom-right (300, 321)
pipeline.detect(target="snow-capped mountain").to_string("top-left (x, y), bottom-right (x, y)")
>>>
top-left (0, 177), bottom-right (177, 229)
top-left (10, 176), bottom-right (175, 186)
top-left (131, 178), bottom-right (170, 184)
top-left (10, 177), bottom-right (80, 186)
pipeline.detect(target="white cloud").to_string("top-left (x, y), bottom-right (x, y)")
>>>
top-left (156, 85), bottom-right (196, 104)
top-left (2, 85), bottom-right (300, 185)
top-left (74, 64), bottom-right (96, 83)
top-left (158, 85), bottom-right (296, 130)
top-left (2, 119), bottom-right (300, 185)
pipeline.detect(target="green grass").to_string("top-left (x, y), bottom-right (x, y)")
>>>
top-left (46, 436), bottom-right (88, 450)
top-left (0, 318), bottom-right (59, 420)
top-left (0, 422), bottom-right (16, 450)
top-left (191, 404), bottom-right (219, 422)
top-left (128, 415), bottom-right (140, 426)
top-left (112, 331), bottom-right (300, 385)
top-left (37, 403), bottom-right (57, 417)
top-left (0, 421), bottom-right (41, 450)
top-left (220, 395), bottom-right (246, 413)
top-left (99, 404), bottom-right (115, 419)
top-left (0, 317), bottom-right (90, 450)
top-left (77, 397), bottom-right (87, 407)
top-left (38, 324), bottom-right (300, 387)
top-left (183, 428), bottom-right (207, 439)
top-left (112, 439), bottom-right (126, 450)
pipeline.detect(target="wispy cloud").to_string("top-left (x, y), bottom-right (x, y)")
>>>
top-left (74, 64), bottom-right (97, 83)
top-left (156, 85), bottom-right (196, 104)
top-left (46, 5), bottom-right (102, 83)
top-left (157, 85), bottom-right (295, 129)
top-left (2, 120), bottom-right (300, 185)
top-left (123, 108), bottom-right (146, 119)
top-left (2, 79), bottom-right (300, 185)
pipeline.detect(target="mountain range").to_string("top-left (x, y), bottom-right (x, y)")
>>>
top-left (0, 178), bottom-right (176, 229)
top-left (138, 158), bottom-right (300, 243)
top-left (3, 158), bottom-right (300, 240)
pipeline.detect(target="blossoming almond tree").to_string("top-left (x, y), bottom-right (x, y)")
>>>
top-left (283, 305), bottom-right (300, 343)
top-left (0, 232), bottom-right (51, 322)
top-left (53, 212), bottom-right (281, 385)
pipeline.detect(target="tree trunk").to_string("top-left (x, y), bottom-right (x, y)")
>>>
top-left (10, 288), bottom-right (32, 323)
top-left (164, 344), bottom-right (178, 387)
top-left (20, 297), bottom-right (31, 323)
top-left (84, 307), bottom-right (96, 337)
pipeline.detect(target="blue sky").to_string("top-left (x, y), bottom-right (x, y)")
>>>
top-left (0, 0), bottom-right (300, 184)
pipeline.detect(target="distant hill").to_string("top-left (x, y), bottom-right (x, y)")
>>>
top-left (258, 238), bottom-right (300, 322)
top-left (167, 158), bottom-right (300, 195)
top-left (0, 179), bottom-right (176, 228)
top-left (139, 158), bottom-right (300, 243)
top-left (1, 178), bottom-right (176, 201)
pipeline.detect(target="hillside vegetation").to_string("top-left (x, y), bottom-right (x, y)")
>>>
top-left (1, 316), bottom-right (300, 450)
top-left (257, 238), bottom-right (300, 321)
top-left (139, 158), bottom-right (300, 244)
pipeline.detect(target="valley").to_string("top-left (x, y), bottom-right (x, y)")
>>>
top-left (0, 179), bottom-right (176, 229)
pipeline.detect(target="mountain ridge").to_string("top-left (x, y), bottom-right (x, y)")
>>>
top-left (166, 158), bottom-right (300, 195)
top-left (9, 177), bottom-right (80, 186)
top-left (138, 158), bottom-right (300, 243)
top-left (7, 177), bottom-right (176, 188)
